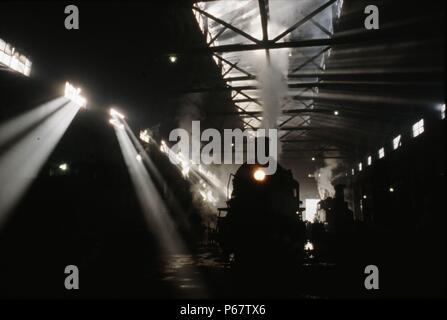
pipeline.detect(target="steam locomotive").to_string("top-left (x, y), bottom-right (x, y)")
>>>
top-left (218, 162), bottom-right (306, 267)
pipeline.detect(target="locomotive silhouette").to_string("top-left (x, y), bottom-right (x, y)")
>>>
top-left (217, 161), bottom-right (306, 267)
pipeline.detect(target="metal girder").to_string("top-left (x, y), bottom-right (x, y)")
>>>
top-left (233, 98), bottom-right (260, 104)
top-left (310, 18), bottom-right (332, 37)
top-left (183, 81), bottom-right (338, 93)
top-left (213, 54), bottom-right (254, 78)
top-left (241, 118), bottom-right (256, 130)
top-left (226, 71), bottom-right (413, 81)
top-left (288, 73), bottom-right (326, 79)
top-left (281, 139), bottom-right (328, 143)
top-left (226, 74), bottom-right (324, 81)
top-left (229, 87), bottom-right (264, 123)
top-left (225, 70), bottom-right (426, 81)
top-left (193, 6), bottom-right (261, 44)
top-left (292, 46), bottom-right (330, 73)
top-left (278, 101), bottom-right (314, 127)
top-left (178, 30), bottom-right (393, 54)
top-left (212, 108), bottom-right (332, 117)
top-left (288, 82), bottom-right (321, 89)
top-left (281, 155), bottom-right (352, 160)
top-left (221, 64), bottom-right (235, 78)
top-left (233, 107), bottom-right (263, 123)
top-left (231, 88), bottom-right (262, 106)
top-left (208, 25), bottom-right (228, 46)
top-left (279, 126), bottom-right (323, 131)
top-left (224, 75), bottom-right (256, 82)
top-left (278, 114), bottom-right (300, 127)
top-left (224, 72), bottom-right (327, 82)
top-left (279, 130), bottom-right (295, 140)
top-left (272, 0), bottom-right (337, 42)
top-left (198, 38), bottom-right (333, 53)
top-left (282, 148), bottom-right (347, 152)
top-left (258, 0), bottom-right (269, 42)
top-left (191, 0), bottom-right (350, 158)
top-left (292, 95), bottom-right (318, 101)
top-left (289, 86), bottom-right (318, 102)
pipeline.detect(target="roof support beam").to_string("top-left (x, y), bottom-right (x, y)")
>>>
top-left (258, 0), bottom-right (269, 43)
top-left (281, 156), bottom-right (352, 160)
top-left (193, 6), bottom-right (261, 44)
top-left (310, 18), bottom-right (332, 37)
top-left (258, 0), bottom-right (271, 63)
top-left (208, 25), bottom-right (228, 46)
top-left (271, 0), bottom-right (337, 42)
top-left (279, 126), bottom-right (321, 131)
top-left (200, 38), bottom-right (333, 53)
top-left (292, 46), bottom-right (330, 73)
top-left (282, 148), bottom-right (347, 152)
top-left (212, 108), bottom-right (335, 117)
top-left (213, 54), bottom-right (254, 78)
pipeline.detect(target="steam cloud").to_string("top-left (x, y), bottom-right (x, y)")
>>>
top-left (315, 159), bottom-right (340, 199)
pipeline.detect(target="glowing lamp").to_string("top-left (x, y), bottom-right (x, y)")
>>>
top-left (253, 168), bottom-right (266, 182)
top-left (169, 55), bottom-right (178, 63)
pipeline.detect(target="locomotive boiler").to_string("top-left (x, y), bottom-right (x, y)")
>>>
top-left (218, 162), bottom-right (306, 267)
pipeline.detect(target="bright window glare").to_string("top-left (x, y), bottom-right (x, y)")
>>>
top-left (378, 147), bottom-right (385, 159)
top-left (367, 156), bottom-right (372, 166)
top-left (304, 240), bottom-right (314, 251)
top-left (412, 119), bottom-right (424, 137)
top-left (64, 82), bottom-right (87, 108)
top-left (441, 104), bottom-right (445, 120)
top-left (0, 38), bottom-right (32, 76)
top-left (393, 134), bottom-right (401, 150)
top-left (139, 130), bottom-right (150, 143)
top-left (358, 162), bottom-right (362, 171)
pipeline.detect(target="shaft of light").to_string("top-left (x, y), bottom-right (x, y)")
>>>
top-left (113, 125), bottom-right (186, 255)
top-left (124, 122), bottom-right (191, 230)
top-left (0, 97), bottom-right (67, 148)
top-left (0, 101), bottom-right (80, 226)
top-left (114, 124), bottom-right (208, 297)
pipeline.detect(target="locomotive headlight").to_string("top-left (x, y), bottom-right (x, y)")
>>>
top-left (253, 168), bottom-right (266, 182)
